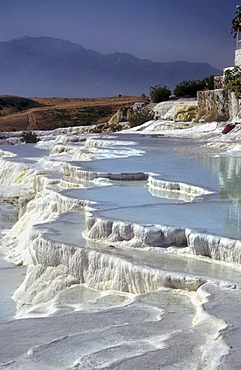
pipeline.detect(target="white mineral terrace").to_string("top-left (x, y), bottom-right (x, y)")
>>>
top-left (0, 122), bottom-right (241, 369)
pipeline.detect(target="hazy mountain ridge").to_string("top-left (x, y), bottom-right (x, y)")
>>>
top-left (0, 36), bottom-right (221, 97)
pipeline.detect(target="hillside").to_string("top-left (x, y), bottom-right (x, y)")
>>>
top-left (0, 96), bottom-right (43, 116)
top-left (0, 95), bottom-right (144, 132)
top-left (0, 36), bottom-right (221, 97)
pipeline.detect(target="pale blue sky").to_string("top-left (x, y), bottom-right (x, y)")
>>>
top-left (0, 0), bottom-right (239, 69)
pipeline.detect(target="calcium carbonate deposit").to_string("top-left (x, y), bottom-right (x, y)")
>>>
top-left (0, 121), bottom-right (241, 369)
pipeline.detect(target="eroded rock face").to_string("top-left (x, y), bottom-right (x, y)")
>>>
top-left (173, 105), bottom-right (198, 122)
top-left (197, 89), bottom-right (240, 122)
top-left (153, 99), bottom-right (197, 121)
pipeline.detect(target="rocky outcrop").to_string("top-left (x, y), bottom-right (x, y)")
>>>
top-left (197, 89), bottom-right (240, 122)
top-left (153, 99), bottom-right (197, 121)
top-left (173, 105), bottom-right (198, 122)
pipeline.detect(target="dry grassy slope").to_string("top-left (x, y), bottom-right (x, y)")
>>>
top-left (0, 95), bottom-right (144, 132)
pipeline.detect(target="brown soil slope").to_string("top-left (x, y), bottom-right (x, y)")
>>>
top-left (0, 95), bottom-right (144, 132)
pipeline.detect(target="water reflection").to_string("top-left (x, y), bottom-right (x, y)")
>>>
top-left (203, 156), bottom-right (241, 200)
top-left (198, 155), bottom-right (241, 237)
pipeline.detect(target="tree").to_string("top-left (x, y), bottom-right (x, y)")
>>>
top-left (149, 85), bottom-right (171, 103)
top-left (174, 76), bottom-right (214, 98)
top-left (231, 5), bottom-right (241, 38)
top-left (128, 109), bottom-right (154, 127)
top-left (224, 66), bottom-right (241, 97)
top-left (21, 131), bottom-right (39, 143)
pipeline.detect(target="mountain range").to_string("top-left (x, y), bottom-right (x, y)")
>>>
top-left (0, 36), bottom-right (221, 97)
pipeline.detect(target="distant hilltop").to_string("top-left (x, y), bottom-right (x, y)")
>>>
top-left (0, 95), bottom-right (144, 132)
top-left (0, 36), bottom-right (221, 98)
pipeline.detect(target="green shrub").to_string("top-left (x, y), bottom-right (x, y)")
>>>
top-left (128, 109), bottom-right (154, 127)
top-left (21, 131), bottom-right (39, 143)
top-left (224, 67), bottom-right (241, 97)
top-left (174, 76), bottom-right (214, 98)
top-left (149, 85), bottom-right (171, 103)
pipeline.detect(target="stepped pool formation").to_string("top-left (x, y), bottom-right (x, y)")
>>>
top-left (0, 126), bottom-right (241, 369)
